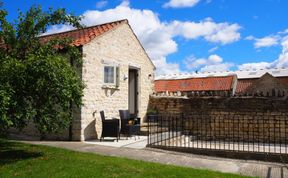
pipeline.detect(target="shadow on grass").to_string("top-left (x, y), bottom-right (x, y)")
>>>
top-left (0, 140), bottom-right (43, 165)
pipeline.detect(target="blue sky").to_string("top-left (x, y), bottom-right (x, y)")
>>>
top-left (2, 0), bottom-right (288, 75)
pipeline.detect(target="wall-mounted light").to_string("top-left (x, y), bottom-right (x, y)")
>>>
top-left (123, 74), bottom-right (128, 81)
top-left (148, 74), bottom-right (154, 81)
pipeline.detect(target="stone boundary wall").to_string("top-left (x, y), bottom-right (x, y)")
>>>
top-left (149, 96), bottom-right (288, 143)
top-left (8, 121), bottom-right (69, 141)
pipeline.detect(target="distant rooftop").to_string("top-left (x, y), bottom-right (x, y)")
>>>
top-left (155, 75), bottom-right (235, 92)
top-left (155, 68), bottom-right (288, 80)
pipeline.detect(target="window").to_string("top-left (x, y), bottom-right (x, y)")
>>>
top-left (103, 65), bottom-right (119, 87)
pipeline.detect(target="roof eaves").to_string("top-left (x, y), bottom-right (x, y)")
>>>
top-left (39, 19), bottom-right (128, 39)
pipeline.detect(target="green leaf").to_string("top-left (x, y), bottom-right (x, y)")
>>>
top-left (0, 4), bottom-right (84, 137)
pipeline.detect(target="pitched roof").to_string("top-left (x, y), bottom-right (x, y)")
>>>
top-left (156, 68), bottom-right (288, 80)
top-left (235, 74), bottom-right (288, 94)
top-left (1, 19), bottom-right (156, 69)
top-left (39, 19), bottom-right (127, 46)
top-left (245, 73), bottom-right (288, 94)
top-left (155, 76), bottom-right (235, 92)
top-left (235, 79), bottom-right (258, 94)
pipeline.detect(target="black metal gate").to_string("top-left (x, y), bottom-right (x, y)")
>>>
top-left (147, 114), bottom-right (288, 163)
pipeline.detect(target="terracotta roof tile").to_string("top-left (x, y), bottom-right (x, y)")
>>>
top-left (155, 76), bottom-right (235, 92)
top-left (1, 19), bottom-right (155, 69)
top-left (39, 19), bottom-right (127, 46)
top-left (235, 79), bottom-right (257, 94)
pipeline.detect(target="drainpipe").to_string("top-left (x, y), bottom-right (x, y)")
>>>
top-left (69, 55), bottom-right (74, 141)
top-left (231, 75), bottom-right (238, 96)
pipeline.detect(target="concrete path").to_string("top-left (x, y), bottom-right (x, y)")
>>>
top-left (23, 141), bottom-right (288, 178)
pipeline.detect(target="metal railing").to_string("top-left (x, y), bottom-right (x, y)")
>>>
top-left (147, 113), bottom-right (288, 162)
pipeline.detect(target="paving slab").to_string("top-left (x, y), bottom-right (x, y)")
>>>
top-left (22, 140), bottom-right (288, 178)
top-left (85, 136), bottom-right (147, 149)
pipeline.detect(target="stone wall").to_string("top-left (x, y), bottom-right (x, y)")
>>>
top-left (9, 121), bottom-right (70, 141)
top-left (149, 96), bottom-right (288, 143)
top-left (244, 73), bottom-right (288, 96)
top-left (78, 23), bottom-right (155, 141)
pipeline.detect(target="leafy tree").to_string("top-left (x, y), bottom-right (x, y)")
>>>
top-left (0, 3), bottom-right (85, 138)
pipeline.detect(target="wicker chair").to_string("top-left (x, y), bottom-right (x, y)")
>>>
top-left (119, 110), bottom-right (141, 139)
top-left (100, 111), bottom-right (120, 141)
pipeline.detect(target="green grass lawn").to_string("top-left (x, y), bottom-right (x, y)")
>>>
top-left (0, 139), bottom-right (252, 178)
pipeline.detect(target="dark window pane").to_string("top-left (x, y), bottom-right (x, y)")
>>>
top-left (104, 66), bottom-right (114, 83)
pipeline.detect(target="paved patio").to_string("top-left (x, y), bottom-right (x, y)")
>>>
top-left (23, 140), bottom-right (288, 178)
top-left (151, 133), bottom-right (288, 154)
top-left (85, 136), bottom-right (147, 149)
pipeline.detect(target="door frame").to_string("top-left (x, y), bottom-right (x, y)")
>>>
top-left (128, 66), bottom-right (139, 117)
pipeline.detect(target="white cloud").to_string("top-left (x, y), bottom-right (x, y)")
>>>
top-left (238, 36), bottom-right (288, 70)
top-left (246, 35), bottom-right (279, 48)
top-left (153, 57), bottom-right (181, 75)
top-left (163, 0), bottom-right (200, 8)
top-left (45, 1), bottom-right (241, 75)
top-left (271, 36), bottom-right (288, 68)
top-left (120, 0), bottom-right (130, 7)
top-left (205, 23), bottom-right (241, 44)
top-left (43, 24), bottom-right (75, 35)
top-left (208, 46), bottom-right (218, 53)
top-left (184, 54), bottom-right (233, 72)
top-left (207, 54), bottom-right (223, 63)
top-left (278, 29), bottom-right (288, 35)
top-left (169, 18), bottom-right (241, 44)
top-left (80, 1), bottom-right (178, 75)
top-left (238, 62), bottom-right (271, 70)
top-left (184, 56), bottom-right (207, 69)
top-left (200, 63), bottom-right (233, 72)
top-left (240, 30), bottom-right (288, 70)
top-left (245, 35), bottom-right (254, 40)
top-left (96, 0), bottom-right (108, 9)
top-left (254, 36), bottom-right (279, 48)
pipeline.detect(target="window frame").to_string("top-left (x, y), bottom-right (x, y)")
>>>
top-left (103, 64), bottom-right (119, 87)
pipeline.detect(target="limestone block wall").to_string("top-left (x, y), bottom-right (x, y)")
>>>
top-left (79, 23), bottom-right (155, 141)
top-left (71, 104), bottom-right (82, 141)
top-left (149, 96), bottom-right (288, 143)
top-left (182, 112), bottom-right (288, 143)
top-left (245, 73), bottom-right (288, 96)
top-left (9, 121), bottom-right (70, 141)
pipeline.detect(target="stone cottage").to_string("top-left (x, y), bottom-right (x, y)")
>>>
top-left (12, 19), bottom-right (155, 141)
